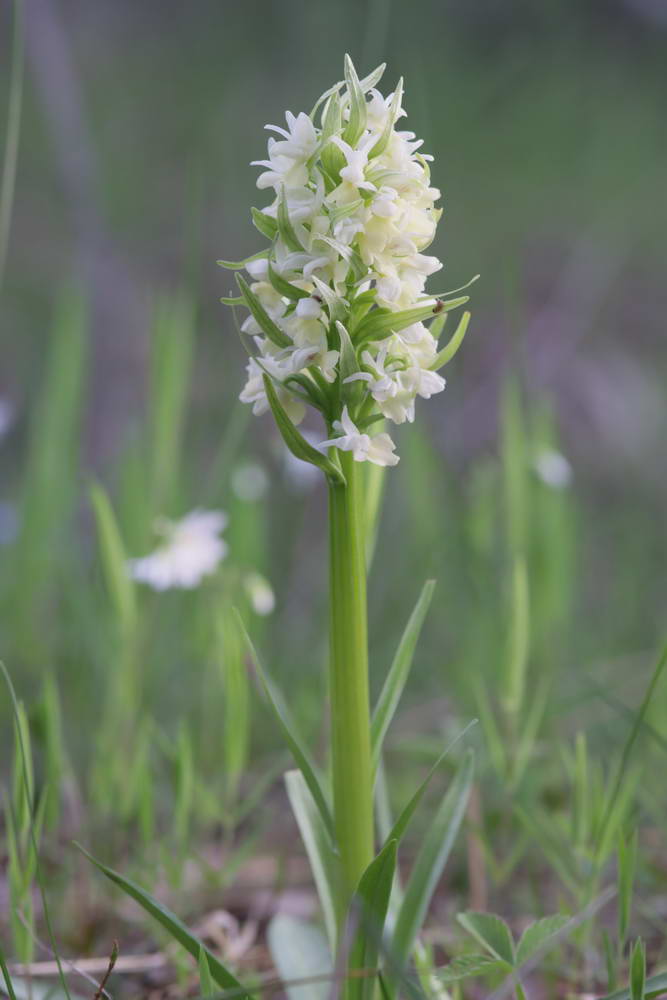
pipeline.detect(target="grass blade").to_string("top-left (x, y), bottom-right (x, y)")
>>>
top-left (383, 720), bottom-right (477, 848)
top-left (89, 482), bottom-right (137, 636)
top-left (371, 580), bottom-right (436, 769)
top-left (595, 641), bottom-right (667, 862)
top-left (235, 611), bottom-right (334, 840)
top-left (0, 0), bottom-right (24, 295)
top-left (75, 844), bottom-right (250, 995)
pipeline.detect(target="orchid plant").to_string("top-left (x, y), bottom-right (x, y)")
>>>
top-left (220, 56), bottom-right (475, 993)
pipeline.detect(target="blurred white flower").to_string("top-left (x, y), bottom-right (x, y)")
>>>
top-left (282, 430), bottom-right (322, 492)
top-left (534, 449), bottom-right (572, 489)
top-left (244, 571), bottom-right (275, 616)
top-left (129, 510), bottom-right (227, 590)
top-left (320, 406), bottom-right (399, 467)
top-left (232, 462), bottom-right (269, 502)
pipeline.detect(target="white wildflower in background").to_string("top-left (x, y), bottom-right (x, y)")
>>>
top-left (129, 510), bottom-right (227, 590)
top-left (534, 449), bottom-right (573, 489)
top-left (221, 56), bottom-right (473, 475)
top-left (244, 571), bottom-right (275, 616)
top-left (231, 461), bottom-right (269, 502)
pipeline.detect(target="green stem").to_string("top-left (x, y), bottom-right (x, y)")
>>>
top-left (328, 451), bottom-right (374, 917)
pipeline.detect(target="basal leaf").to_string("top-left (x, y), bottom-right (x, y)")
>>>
top-left (235, 610), bottom-right (334, 841)
top-left (284, 771), bottom-right (338, 950)
top-left (391, 750), bottom-right (474, 969)
top-left (347, 840), bottom-right (397, 1000)
top-left (75, 844), bottom-right (250, 996)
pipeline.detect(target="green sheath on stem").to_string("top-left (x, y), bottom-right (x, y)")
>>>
top-left (328, 451), bottom-right (375, 918)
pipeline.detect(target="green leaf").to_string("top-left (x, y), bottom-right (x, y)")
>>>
top-left (251, 206), bottom-right (278, 241)
top-left (371, 581), bottom-right (436, 768)
top-left (234, 611), bottom-right (334, 840)
top-left (515, 914), bottom-right (570, 966)
top-left (630, 939), bottom-right (646, 1000)
top-left (236, 274), bottom-right (290, 348)
top-left (320, 94), bottom-right (346, 184)
top-left (457, 912), bottom-right (515, 966)
top-left (0, 939), bottom-right (18, 1000)
top-left (354, 298), bottom-right (468, 344)
top-left (392, 750), bottom-right (474, 968)
top-left (343, 54), bottom-right (367, 147)
top-left (369, 78), bottom-right (403, 159)
top-left (267, 914), bottom-right (332, 1000)
top-left (347, 840), bottom-right (397, 1000)
top-left (75, 844), bottom-right (250, 995)
top-left (262, 374), bottom-right (345, 485)
top-left (89, 482), bottom-right (136, 636)
top-left (277, 189), bottom-right (304, 253)
top-left (618, 830), bottom-right (638, 945)
top-left (198, 947), bottom-right (215, 998)
top-left (435, 953), bottom-right (502, 984)
top-left (595, 641), bottom-right (667, 864)
top-left (267, 261), bottom-right (310, 301)
top-left (430, 311), bottom-right (471, 370)
top-left (284, 771), bottom-right (338, 950)
top-left (384, 720), bottom-right (478, 849)
top-left (600, 972), bottom-right (667, 1000)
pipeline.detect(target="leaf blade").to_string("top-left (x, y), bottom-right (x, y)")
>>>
top-left (75, 844), bottom-right (250, 995)
top-left (391, 750), bottom-right (474, 968)
top-left (235, 611), bottom-right (334, 840)
top-left (371, 580), bottom-right (436, 768)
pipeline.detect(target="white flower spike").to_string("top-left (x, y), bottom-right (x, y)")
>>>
top-left (222, 56), bottom-right (472, 474)
top-left (128, 510), bottom-right (227, 591)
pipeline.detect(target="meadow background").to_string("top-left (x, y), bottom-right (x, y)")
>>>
top-left (1, 0), bottom-right (666, 995)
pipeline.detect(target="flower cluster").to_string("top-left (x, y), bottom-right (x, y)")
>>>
top-left (222, 57), bottom-right (471, 472)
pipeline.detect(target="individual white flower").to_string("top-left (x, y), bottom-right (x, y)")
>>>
top-left (319, 406), bottom-right (399, 467)
top-left (239, 356), bottom-right (306, 425)
top-left (252, 112), bottom-right (319, 191)
top-left (330, 134), bottom-right (377, 192)
top-left (129, 510), bottom-right (227, 590)
top-left (244, 571), bottom-right (275, 616)
top-left (534, 449), bottom-right (573, 489)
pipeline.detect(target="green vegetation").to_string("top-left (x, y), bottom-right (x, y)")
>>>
top-left (1, 2), bottom-right (665, 997)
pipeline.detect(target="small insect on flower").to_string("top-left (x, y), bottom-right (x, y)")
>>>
top-left (128, 510), bottom-right (228, 591)
top-left (221, 55), bottom-right (473, 476)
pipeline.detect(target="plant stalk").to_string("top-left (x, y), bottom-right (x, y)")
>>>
top-left (328, 451), bottom-right (375, 918)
